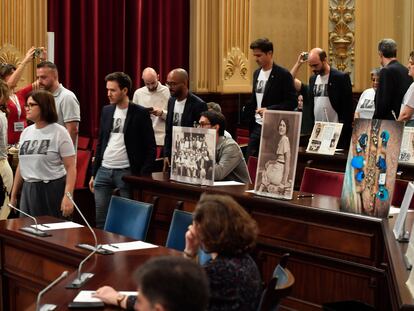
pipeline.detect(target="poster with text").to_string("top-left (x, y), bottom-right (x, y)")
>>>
top-left (254, 110), bottom-right (302, 200)
top-left (341, 119), bottom-right (404, 218)
top-left (306, 121), bottom-right (343, 155)
top-left (399, 126), bottom-right (414, 165)
top-left (171, 126), bottom-right (216, 186)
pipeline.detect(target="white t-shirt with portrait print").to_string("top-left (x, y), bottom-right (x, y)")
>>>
top-left (255, 68), bottom-right (272, 125)
top-left (172, 98), bottom-right (187, 126)
top-left (401, 82), bottom-right (414, 121)
top-left (102, 106), bottom-right (130, 169)
top-left (18, 123), bottom-right (75, 182)
top-left (313, 74), bottom-right (338, 123)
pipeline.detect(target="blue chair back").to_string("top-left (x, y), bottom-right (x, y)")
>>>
top-left (104, 196), bottom-right (153, 240)
top-left (166, 209), bottom-right (193, 251)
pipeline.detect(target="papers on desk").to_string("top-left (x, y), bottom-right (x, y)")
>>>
top-left (74, 290), bottom-right (137, 303)
top-left (213, 181), bottom-right (245, 186)
top-left (30, 221), bottom-right (84, 231)
top-left (101, 241), bottom-right (158, 252)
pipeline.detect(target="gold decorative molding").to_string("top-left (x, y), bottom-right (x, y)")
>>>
top-left (224, 47), bottom-right (248, 80)
top-left (328, 0), bottom-right (355, 80)
top-left (0, 44), bottom-right (23, 67)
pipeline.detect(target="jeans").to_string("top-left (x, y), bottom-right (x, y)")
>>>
top-left (94, 166), bottom-right (131, 229)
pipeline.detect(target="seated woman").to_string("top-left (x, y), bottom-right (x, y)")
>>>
top-left (10, 90), bottom-right (76, 218)
top-left (258, 118), bottom-right (291, 195)
top-left (93, 193), bottom-right (262, 311)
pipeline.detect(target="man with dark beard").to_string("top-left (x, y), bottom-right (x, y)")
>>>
top-left (308, 48), bottom-right (353, 148)
top-left (163, 68), bottom-right (207, 171)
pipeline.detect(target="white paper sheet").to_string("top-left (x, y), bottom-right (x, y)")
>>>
top-left (213, 181), bottom-right (245, 186)
top-left (100, 241), bottom-right (158, 252)
top-left (393, 182), bottom-right (414, 239)
top-left (73, 290), bottom-right (137, 303)
top-left (31, 221), bottom-right (84, 231)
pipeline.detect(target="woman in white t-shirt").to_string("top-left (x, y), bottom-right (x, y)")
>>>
top-left (354, 68), bottom-right (380, 119)
top-left (10, 90), bottom-right (76, 218)
top-left (398, 51), bottom-right (414, 126)
top-left (0, 80), bottom-right (13, 219)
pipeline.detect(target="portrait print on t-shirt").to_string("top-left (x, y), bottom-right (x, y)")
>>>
top-left (256, 80), bottom-right (266, 93)
top-left (19, 139), bottom-right (51, 155)
top-left (173, 112), bottom-right (181, 126)
top-left (112, 118), bottom-right (123, 133)
top-left (314, 83), bottom-right (328, 97)
top-left (360, 98), bottom-right (374, 110)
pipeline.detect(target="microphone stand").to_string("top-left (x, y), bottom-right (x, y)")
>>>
top-left (36, 271), bottom-right (68, 311)
top-left (7, 204), bottom-right (51, 237)
top-left (65, 192), bottom-right (111, 289)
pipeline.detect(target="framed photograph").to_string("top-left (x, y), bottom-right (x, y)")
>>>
top-left (170, 126), bottom-right (216, 186)
top-left (306, 121), bottom-right (343, 155)
top-left (341, 119), bottom-right (404, 218)
top-left (254, 111), bottom-right (302, 200)
top-left (399, 127), bottom-right (414, 165)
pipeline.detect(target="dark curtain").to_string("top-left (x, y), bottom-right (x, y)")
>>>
top-left (48, 0), bottom-right (189, 137)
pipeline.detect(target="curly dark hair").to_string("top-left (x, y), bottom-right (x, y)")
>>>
top-left (193, 193), bottom-right (258, 255)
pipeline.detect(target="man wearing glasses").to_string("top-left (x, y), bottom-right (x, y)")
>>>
top-left (199, 110), bottom-right (251, 184)
top-left (163, 68), bottom-right (207, 172)
top-left (132, 67), bottom-right (169, 147)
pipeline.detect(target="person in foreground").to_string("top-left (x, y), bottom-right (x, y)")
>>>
top-left (10, 90), bottom-right (76, 217)
top-left (184, 193), bottom-right (262, 310)
top-left (93, 256), bottom-right (209, 311)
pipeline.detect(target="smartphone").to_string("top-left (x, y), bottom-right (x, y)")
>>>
top-left (145, 107), bottom-right (154, 112)
top-left (301, 52), bottom-right (309, 61)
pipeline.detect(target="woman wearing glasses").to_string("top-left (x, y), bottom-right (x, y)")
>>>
top-left (10, 90), bottom-right (76, 218)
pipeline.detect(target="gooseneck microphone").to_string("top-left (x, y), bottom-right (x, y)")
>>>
top-left (7, 203), bottom-right (51, 237)
top-left (36, 270), bottom-right (69, 311)
top-left (65, 192), bottom-right (112, 289)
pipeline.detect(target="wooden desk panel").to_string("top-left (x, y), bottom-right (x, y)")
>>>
top-left (124, 173), bottom-right (391, 310)
top-left (0, 216), bottom-right (178, 311)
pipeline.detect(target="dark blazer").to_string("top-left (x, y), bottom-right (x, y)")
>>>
top-left (374, 60), bottom-right (413, 119)
top-left (308, 68), bottom-right (353, 148)
top-left (92, 102), bottom-right (156, 176)
top-left (244, 63), bottom-right (297, 131)
top-left (164, 92), bottom-right (207, 158)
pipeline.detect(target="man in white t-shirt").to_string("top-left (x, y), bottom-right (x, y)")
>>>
top-left (89, 72), bottom-right (156, 228)
top-left (132, 67), bottom-right (169, 146)
top-left (398, 51), bottom-right (414, 126)
top-left (308, 48), bottom-right (353, 148)
top-left (36, 61), bottom-right (80, 147)
top-left (244, 38), bottom-right (297, 159)
top-left (163, 68), bottom-right (207, 171)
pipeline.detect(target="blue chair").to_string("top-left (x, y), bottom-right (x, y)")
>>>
top-left (166, 209), bottom-right (193, 251)
top-left (104, 196), bottom-right (153, 240)
top-left (257, 253), bottom-right (295, 311)
top-left (165, 209), bottom-right (212, 263)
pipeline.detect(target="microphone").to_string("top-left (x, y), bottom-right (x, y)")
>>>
top-left (7, 203), bottom-right (51, 237)
top-left (65, 192), bottom-right (112, 289)
top-left (36, 270), bottom-right (69, 311)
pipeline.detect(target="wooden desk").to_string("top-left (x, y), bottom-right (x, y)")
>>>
top-left (125, 172), bottom-right (392, 311)
top-left (0, 216), bottom-right (178, 311)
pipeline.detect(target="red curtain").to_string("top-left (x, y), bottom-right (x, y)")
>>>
top-left (47, 0), bottom-right (189, 137)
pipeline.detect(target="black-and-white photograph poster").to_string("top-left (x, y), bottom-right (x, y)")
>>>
top-left (254, 111), bottom-right (301, 200)
top-left (171, 126), bottom-right (216, 186)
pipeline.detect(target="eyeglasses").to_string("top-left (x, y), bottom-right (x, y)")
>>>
top-left (166, 81), bottom-right (180, 87)
top-left (197, 122), bottom-right (211, 128)
top-left (24, 103), bottom-right (39, 109)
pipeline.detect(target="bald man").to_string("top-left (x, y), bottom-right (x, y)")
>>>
top-left (163, 68), bottom-right (207, 171)
top-left (132, 67), bottom-right (170, 146)
top-left (308, 48), bottom-right (353, 148)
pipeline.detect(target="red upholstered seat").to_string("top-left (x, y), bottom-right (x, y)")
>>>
top-left (391, 179), bottom-right (414, 209)
top-left (75, 150), bottom-right (92, 189)
top-left (247, 156), bottom-right (258, 185)
top-left (300, 167), bottom-right (344, 198)
top-left (236, 127), bottom-right (249, 146)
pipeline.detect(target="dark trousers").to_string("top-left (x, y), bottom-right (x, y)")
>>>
top-left (246, 123), bottom-right (262, 161)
